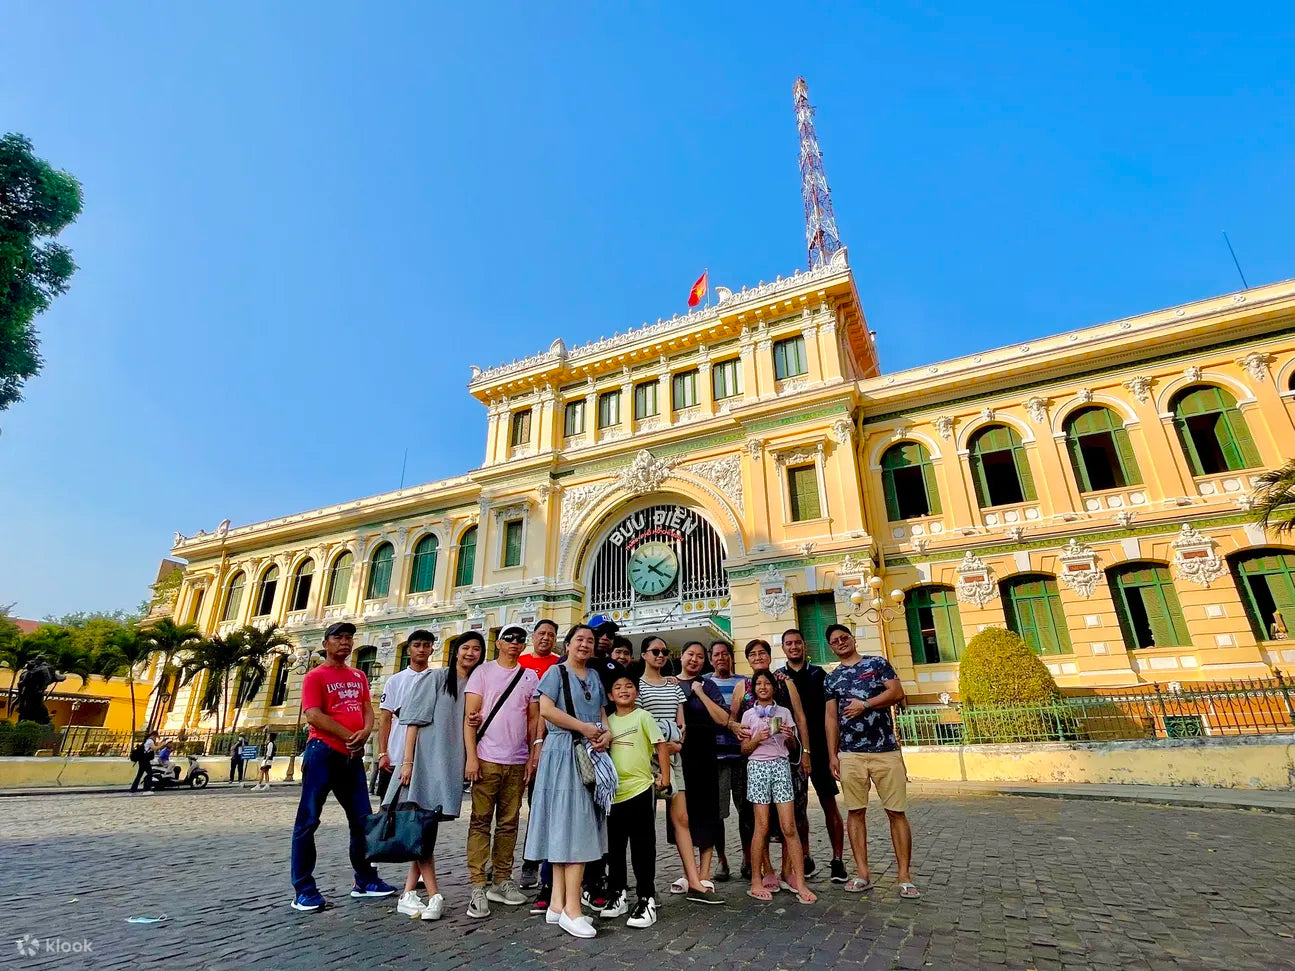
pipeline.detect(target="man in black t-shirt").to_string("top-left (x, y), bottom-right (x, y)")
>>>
top-left (778, 628), bottom-right (848, 883)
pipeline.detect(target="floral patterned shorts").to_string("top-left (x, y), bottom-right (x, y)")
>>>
top-left (746, 757), bottom-right (794, 805)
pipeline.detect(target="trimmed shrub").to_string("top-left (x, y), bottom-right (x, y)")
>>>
top-left (2, 721), bottom-right (58, 756)
top-left (957, 628), bottom-right (1075, 743)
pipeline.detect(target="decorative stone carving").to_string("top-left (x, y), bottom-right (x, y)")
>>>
top-left (638, 417), bottom-right (663, 433)
top-left (559, 482), bottom-right (610, 537)
top-left (830, 418), bottom-right (854, 445)
top-left (933, 415), bottom-right (955, 440)
top-left (715, 286), bottom-right (734, 304)
top-left (1056, 538), bottom-right (1102, 599)
top-left (774, 442), bottom-right (825, 468)
top-left (1122, 376), bottom-right (1153, 404)
top-left (979, 407), bottom-right (995, 423)
top-left (1076, 388), bottom-right (1094, 405)
top-left (891, 425), bottom-right (910, 442)
top-left (840, 552), bottom-right (871, 575)
top-left (492, 501), bottom-right (529, 525)
top-left (1184, 365), bottom-right (1203, 382)
top-left (535, 481), bottom-right (560, 501)
top-left (778, 379), bottom-right (809, 395)
top-left (1237, 351), bottom-right (1275, 383)
top-left (745, 438), bottom-right (764, 459)
top-left (1004, 525), bottom-right (1027, 542)
top-left (911, 538), bottom-right (929, 555)
top-left (1235, 493), bottom-right (1257, 511)
top-left (1171, 523), bottom-right (1226, 588)
top-left (216, 518), bottom-right (231, 538)
top-left (686, 454), bottom-right (742, 508)
top-left (757, 568), bottom-right (792, 617)
top-left (1114, 510), bottom-right (1136, 527)
top-left (172, 531), bottom-right (185, 548)
top-left (800, 542), bottom-right (817, 557)
top-left (618, 450), bottom-right (675, 495)
top-left (955, 551), bottom-right (998, 608)
top-left (1024, 397), bottom-right (1049, 424)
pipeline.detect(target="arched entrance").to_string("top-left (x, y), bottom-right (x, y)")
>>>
top-left (581, 500), bottom-right (731, 637)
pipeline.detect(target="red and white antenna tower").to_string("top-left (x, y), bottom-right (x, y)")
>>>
top-left (793, 77), bottom-right (843, 269)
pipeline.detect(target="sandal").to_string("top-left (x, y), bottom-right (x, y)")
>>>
top-left (844, 877), bottom-right (874, 893)
top-left (700, 880), bottom-right (715, 892)
top-left (795, 888), bottom-right (817, 904)
top-left (898, 882), bottom-right (921, 900)
top-left (761, 874), bottom-right (780, 893)
top-left (745, 888), bottom-right (773, 901)
top-left (669, 877), bottom-right (688, 895)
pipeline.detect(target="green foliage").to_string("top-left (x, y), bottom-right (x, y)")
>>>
top-left (0, 720), bottom-right (57, 755)
top-left (0, 132), bottom-right (83, 412)
top-left (140, 618), bottom-right (202, 731)
top-left (957, 627), bottom-right (1075, 743)
top-left (1253, 460), bottom-right (1295, 536)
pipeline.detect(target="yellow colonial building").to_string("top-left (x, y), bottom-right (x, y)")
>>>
top-left (154, 251), bottom-right (1295, 733)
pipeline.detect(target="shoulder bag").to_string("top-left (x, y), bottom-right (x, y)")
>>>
top-left (559, 665), bottom-right (598, 789)
top-left (364, 784), bottom-right (440, 863)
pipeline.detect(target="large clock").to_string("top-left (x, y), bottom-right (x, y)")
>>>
top-left (628, 541), bottom-right (679, 596)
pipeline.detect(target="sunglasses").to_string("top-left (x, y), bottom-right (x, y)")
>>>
top-left (501, 634), bottom-right (526, 644)
top-left (646, 648), bottom-right (669, 657)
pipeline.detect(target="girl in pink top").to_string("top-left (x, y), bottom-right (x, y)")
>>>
top-left (739, 671), bottom-right (815, 904)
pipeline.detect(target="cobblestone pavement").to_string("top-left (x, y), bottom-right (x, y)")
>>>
top-left (2, 786), bottom-right (1292, 971)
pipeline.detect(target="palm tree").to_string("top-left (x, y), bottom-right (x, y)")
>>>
top-left (1253, 459), bottom-right (1295, 535)
top-left (94, 626), bottom-right (154, 741)
top-left (140, 618), bottom-right (202, 732)
top-left (0, 633), bottom-right (41, 723)
top-left (230, 623), bottom-right (292, 731)
top-left (180, 634), bottom-right (243, 736)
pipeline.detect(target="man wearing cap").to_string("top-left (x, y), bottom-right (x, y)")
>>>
top-left (290, 622), bottom-right (397, 912)
top-left (375, 630), bottom-right (437, 801)
top-left (462, 624), bottom-right (541, 919)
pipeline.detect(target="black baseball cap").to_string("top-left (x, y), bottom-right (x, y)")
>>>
top-left (499, 624), bottom-right (528, 640)
top-left (324, 621), bottom-right (356, 640)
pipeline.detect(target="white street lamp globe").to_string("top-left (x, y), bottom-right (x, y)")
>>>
top-left (849, 589), bottom-right (867, 607)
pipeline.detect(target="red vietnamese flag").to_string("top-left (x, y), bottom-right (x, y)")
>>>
top-left (687, 270), bottom-right (708, 307)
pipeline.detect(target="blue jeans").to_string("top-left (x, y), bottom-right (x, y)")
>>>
top-left (290, 739), bottom-right (378, 893)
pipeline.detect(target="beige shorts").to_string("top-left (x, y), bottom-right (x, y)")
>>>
top-left (839, 750), bottom-right (908, 812)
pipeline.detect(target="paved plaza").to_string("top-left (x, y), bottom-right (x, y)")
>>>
top-left (2, 786), bottom-right (1292, 970)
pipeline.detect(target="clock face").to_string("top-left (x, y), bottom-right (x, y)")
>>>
top-left (628, 541), bottom-right (679, 596)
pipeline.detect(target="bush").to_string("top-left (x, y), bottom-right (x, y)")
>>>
top-left (957, 628), bottom-right (1075, 743)
top-left (0, 721), bottom-right (58, 756)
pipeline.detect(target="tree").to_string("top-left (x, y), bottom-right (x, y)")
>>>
top-left (140, 618), bottom-right (202, 732)
top-left (230, 623), bottom-right (292, 730)
top-left (1253, 460), bottom-right (1295, 536)
top-left (95, 625), bottom-right (155, 740)
top-left (0, 133), bottom-right (83, 412)
top-left (957, 627), bottom-right (1068, 743)
top-left (179, 634), bottom-right (243, 736)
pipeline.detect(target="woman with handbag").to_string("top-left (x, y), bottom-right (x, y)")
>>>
top-left (523, 623), bottom-right (612, 939)
top-left (388, 631), bottom-right (484, 920)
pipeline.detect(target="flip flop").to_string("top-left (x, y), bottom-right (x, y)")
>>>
top-left (700, 880), bottom-right (715, 892)
top-left (795, 889), bottom-right (817, 904)
top-left (844, 877), bottom-right (873, 893)
top-left (669, 877), bottom-right (688, 894)
top-left (761, 875), bottom-right (780, 892)
top-left (779, 880), bottom-right (795, 893)
top-left (898, 882), bottom-right (921, 900)
top-left (745, 888), bottom-right (773, 901)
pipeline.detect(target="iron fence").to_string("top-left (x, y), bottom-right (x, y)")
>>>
top-left (37, 726), bottom-right (311, 759)
top-left (895, 675), bottom-right (1295, 746)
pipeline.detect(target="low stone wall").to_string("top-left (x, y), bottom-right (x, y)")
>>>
top-left (904, 734), bottom-right (1295, 790)
top-left (0, 756), bottom-right (299, 790)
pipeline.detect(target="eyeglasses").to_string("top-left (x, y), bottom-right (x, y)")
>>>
top-left (646, 649), bottom-right (669, 657)
top-left (501, 634), bottom-right (526, 644)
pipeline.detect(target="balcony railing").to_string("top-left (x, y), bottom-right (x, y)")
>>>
top-left (1078, 485), bottom-right (1150, 513)
top-left (979, 501), bottom-right (1042, 528)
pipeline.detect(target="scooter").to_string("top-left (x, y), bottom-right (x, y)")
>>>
top-left (148, 754), bottom-right (210, 790)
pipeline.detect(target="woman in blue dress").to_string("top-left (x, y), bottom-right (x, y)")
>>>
top-left (524, 623), bottom-right (611, 939)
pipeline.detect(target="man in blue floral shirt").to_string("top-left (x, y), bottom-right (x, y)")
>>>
top-left (824, 624), bottom-right (919, 900)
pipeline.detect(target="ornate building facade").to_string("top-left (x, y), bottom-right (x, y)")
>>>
top-left (154, 253), bottom-right (1295, 733)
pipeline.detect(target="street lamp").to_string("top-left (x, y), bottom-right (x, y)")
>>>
top-left (848, 572), bottom-right (905, 660)
top-left (282, 646), bottom-right (322, 783)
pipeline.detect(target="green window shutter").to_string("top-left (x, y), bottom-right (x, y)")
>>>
top-left (968, 444), bottom-right (990, 509)
top-left (1012, 440), bottom-right (1037, 501)
top-left (881, 467), bottom-right (902, 521)
top-left (1269, 569), bottom-right (1295, 638)
top-left (326, 555), bottom-right (352, 605)
top-left (796, 593), bottom-right (839, 665)
top-left (1045, 584), bottom-right (1071, 655)
top-left (408, 537), bottom-right (438, 593)
top-left (904, 594), bottom-right (927, 663)
top-left (1111, 574), bottom-right (1141, 650)
top-left (503, 520), bottom-right (523, 568)
top-left (455, 528), bottom-right (477, 586)
top-left (788, 465), bottom-right (821, 521)
top-left (1173, 414), bottom-right (1205, 476)
top-left (366, 545), bottom-right (393, 599)
top-left (1064, 424), bottom-right (1091, 492)
top-left (931, 587), bottom-right (964, 662)
top-left (1221, 406), bottom-right (1261, 469)
top-left (920, 459), bottom-right (942, 514)
top-left (1111, 424), bottom-right (1142, 486)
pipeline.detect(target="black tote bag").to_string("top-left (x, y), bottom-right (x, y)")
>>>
top-left (364, 786), bottom-right (440, 863)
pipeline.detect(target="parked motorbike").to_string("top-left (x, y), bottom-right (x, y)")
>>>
top-left (148, 754), bottom-right (210, 790)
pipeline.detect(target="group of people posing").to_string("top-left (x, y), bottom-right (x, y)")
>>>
top-left (288, 616), bottom-right (919, 939)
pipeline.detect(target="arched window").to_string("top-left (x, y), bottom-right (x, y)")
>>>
top-left (455, 526), bottom-right (478, 587)
top-left (968, 425), bottom-right (1036, 508)
top-left (881, 442), bottom-right (941, 521)
top-left (269, 656), bottom-right (291, 707)
top-left (1108, 563), bottom-right (1190, 649)
top-left (904, 585), bottom-right (964, 663)
top-left (220, 571), bottom-right (246, 622)
top-left (353, 645), bottom-right (379, 680)
top-left (366, 543), bottom-right (395, 600)
top-left (1001, 575), bottom-right (1071, 656)
top-left (289, 559), bottom-right (314, 612)
top-left (1064, 406), bottom-right (1142, 492)
top-left (1230, 549), bottom-right (1295, 641)
top-left (325, 552), bottom-right (353, 606)
top-left (253, 566), bottom-right (279, 617)
top-left (408, 535), bottom-right (439, 593)
top-left (1171, 385), bottom-right (1260, 476)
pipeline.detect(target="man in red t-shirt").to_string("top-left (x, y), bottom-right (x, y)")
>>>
top-left (289, 622), bottom-right (396, 911)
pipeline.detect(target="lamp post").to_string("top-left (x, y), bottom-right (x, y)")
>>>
top-left (848, 573), bottom-right (905, 661)
top-left (283, 646), bottom-right (322, 783)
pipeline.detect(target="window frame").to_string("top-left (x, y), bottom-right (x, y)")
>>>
top-left (501, 518), bottom-right (524, 569)
top-left (289, 559), bottom-right (314, 612)
top-left (968, 424), bottom-right (1037, 509)
top-left (1064, 406), bottom-right (1142, 493)
top-left (365, 543), bottom-right (395, 600)
top-left (269, 656), bottom-right (291, 707)
top-left (597, 390), bottom-right (621, 429)
top-left (904, 585), bottom-right (965, 663)
top-left (325, 552), bottom-right (353, 606)
top-left (509, 408), bottom-right (533, 448)
top-left (220, 571), bottom-right (246, 623)
top-left (253, 566), bottom-right (279, 618)
top-left (633, 381), bottom-right (659, 420)
top-left (786, 462), bottom-right (823, 522)
top-left (455, 526), bottom-right (478, 587)
top-left (563, 399), bottom-right (586, 438)
top-left (880, 442), bottom-right (941, 521)
top-left (773, 335), bottom-right (808, 381)
top-left (1230, 549), bottom-right (1295, 641)
top-left (408, 535), bottom-right (439, 594)
top-left (794, 591), bottom-right (839, 666)
top-left (711, 357), bottom-right (742, 401)
top-left (1001, 574), bottom-right (1072, 656)
top-left (1108, 563), bottom-right (1191, 650)
top-left (672, 369), bottom-right (699, 410)
top-left (1171, 385), bottom-right (1261, 476)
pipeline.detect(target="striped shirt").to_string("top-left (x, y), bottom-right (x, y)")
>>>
top-left (637, 679), bottom-right (685, 740)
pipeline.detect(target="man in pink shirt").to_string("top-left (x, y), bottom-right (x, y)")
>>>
top-left (290, 622), bottom-right (396, 912)
top-left (463, 624), bottom-right (541, 918)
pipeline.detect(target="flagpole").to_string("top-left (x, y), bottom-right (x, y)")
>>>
top-left (705, 266), bottom-right (710, 310)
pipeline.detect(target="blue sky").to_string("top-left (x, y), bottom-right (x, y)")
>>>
top-left (3, 2), bottom-right (1293, 618)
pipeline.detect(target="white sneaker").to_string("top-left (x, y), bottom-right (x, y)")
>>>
top-left (545, 908), bottom-right (562, 925)
top-left (600, 890), bottom-right (628, 918)
top-left (420, 893), bottom-right (444, 920)
top-left (486, 880), bottom-right (527, 906)
top-left (626, 896), bottom-right (657, 928)
top-left (558, 912), bottom-right (596, 938)
top-left (396, 891), bottom-right (424, 917)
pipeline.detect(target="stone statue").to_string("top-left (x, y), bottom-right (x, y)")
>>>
top-left (14, 658), bottom-right (64, 724)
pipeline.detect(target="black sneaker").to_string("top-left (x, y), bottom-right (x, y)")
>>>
top-left (626, 896), bottom-right (657, 928)
top-left (530, 887), bottom-right (551, 915)
top-left (803, 856), bottom-right (817, 879)
top-left (519, 862), bottom-right (540, 889)
top-left (600, 890), bottom-right (629, 918)
top-left (830, 858), bottom-right (848, 883)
